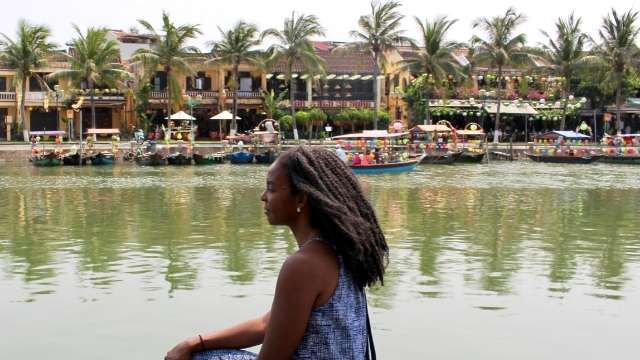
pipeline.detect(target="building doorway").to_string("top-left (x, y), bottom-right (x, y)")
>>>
top-left (0, 108), bottom-right (7, 140)
top-left (30, 108), bottom-right (59, 131)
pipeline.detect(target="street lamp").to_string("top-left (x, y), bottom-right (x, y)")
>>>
top-left (53, 85), bottom-right (67, 139)
top-left (183, 93), bottom-right (203, 144)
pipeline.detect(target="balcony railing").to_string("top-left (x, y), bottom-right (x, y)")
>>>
top-left (0, 92), bottom-right (15, 101)
top-left (151, 90), bottom-right (219, 100)
top-left (226, 91), bottom-right (262, 98)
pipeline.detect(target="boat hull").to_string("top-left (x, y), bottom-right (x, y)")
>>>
top-left (599, 155), bottom-right (640, 165)
top-left (89, 153), bottom-right (115, 165)
top-left (230, 151), bottom-right (254, 164)
top-left (255, 151), bottom-right (278, 164)
top-left (62, 153), bottom-right (87, 166)
top-left (135, 154), bottom-right (166, 166)
top-left (457, 151), bottom-right (486, 163)
top-left (526, 153), bottom-right (601, 164)
top-left (419, 151), bottom-right (462, 165)
top-left (351, 158), bottom-right (421, 175)
top-left (193, 153), bottom-right (226, 165)
top-left (166, 153), bottom-right (192, 165)
top-left (31, 154), bottom-right (61, 167)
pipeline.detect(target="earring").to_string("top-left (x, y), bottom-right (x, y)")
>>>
top-left (296, 207), bottom-right (301, 213)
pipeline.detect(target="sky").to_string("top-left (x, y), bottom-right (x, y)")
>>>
top-left (1, 0), bottom-right (638, 50)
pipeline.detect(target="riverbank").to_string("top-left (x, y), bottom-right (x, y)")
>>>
top-left (0, 141), bottom-right (571, 163)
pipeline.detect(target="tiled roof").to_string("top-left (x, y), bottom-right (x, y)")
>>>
top-left (270, 41), bottom-right (377, 75)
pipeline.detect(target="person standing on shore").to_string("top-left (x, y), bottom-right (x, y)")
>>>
top-left (165, 146), bottom-right (387, 360)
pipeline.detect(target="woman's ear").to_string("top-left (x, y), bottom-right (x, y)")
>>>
top-left (296, 192), bottom-right (308, 211)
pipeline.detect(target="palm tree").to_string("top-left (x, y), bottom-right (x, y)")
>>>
top-left (402, 16), bottom-right (464, 125)
top-left (0, 20), bottom-right (56, 140)
top-left (262, 89), bottom-right (286, 119)
top-left (49, 25), bottom-right (130, 134)
top-left (131, 11), bottom-right (201, 126)
top-left (208, 21), bottom-right (261, 135)
top-left (588, 9), bottom-right (640, 133)
top-left (263, 12), bottom-right (326, 140)
top-left (348, 0), bottom-right (413, 129)
top-left (471, 7), bottom-right (541, 143)
top-left (541, 13), bottom-right (589, 130)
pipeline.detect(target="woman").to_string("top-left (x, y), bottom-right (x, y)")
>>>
top-left (165, 146), bottom-right (388, 360)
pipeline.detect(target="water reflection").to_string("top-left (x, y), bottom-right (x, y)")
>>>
top-left (0, 164), bottom-right (639, 305)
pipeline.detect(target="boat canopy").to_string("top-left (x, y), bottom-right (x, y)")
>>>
top-left (85, 128), bottom-right (120, 135)
top-left (539, 131), bottom-right (590, 139)
top-left (332, 130), bottom-right (409, 140)
top-left (456, 129), bottom-right (485, 136)
top-left (409, 125), bottom-right (452, 133)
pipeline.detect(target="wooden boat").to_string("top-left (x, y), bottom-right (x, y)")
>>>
top-left (230, 150), bottom-right (254, 164)
top-left (350, 156), bottom-right (423, 175)
top-left (598, 155), bottom-right (640, 165)
top-left (457, 150), bottom-right (486, 163)
top-left (419, 151), bottom-right (462, 165)
top-left (526, 153), bottom-right (601, 164)
top-left (31, 152), bottom-right (61, 167)
top-left (89, 152), bottom-right (115, 165)
top-left (193, 153), bottom-right (226, 165)
top-left (166, 153), bottom-right (192, 165)
top-left (135, 153), bottom-right (166, 166)
top-left (61, 152), bottom-right (87, 166)
top-left (255, 150), bottom-right (278, 164)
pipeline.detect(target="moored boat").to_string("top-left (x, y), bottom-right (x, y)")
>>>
top-left (526, 153), bottom-right (601, 164)
top-left (255, 150), bottom-right (278, 164)
top-left (230, 150), bottom-right (254, 164)
top-left (419, 151), bottom-right (462, 165)
top-left (61, 152), bottom-right (87, 166)
top-left (351, 156), bottom-right (424, 175)
top-left (31, 152), bottom-right (61, 167)
top-left (135, 153), bottom-right (166, 166)
top-left (597, 155), bottom-right (640, 165)
top-left (193, 153), bottom-right (226, 165)
top-left (89, 152), bottom-right (115, 165)
top-left (166, 153), bottom-right (192, 165)
top-left (458, 150), bottom-right (486, 163)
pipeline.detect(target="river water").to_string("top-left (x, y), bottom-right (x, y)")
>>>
top-left (1, 163), bottom-right (639, 359)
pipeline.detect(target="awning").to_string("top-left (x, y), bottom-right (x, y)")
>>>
top-left (360, 75), bottom-right (373, 80)
top-left (210, 110), bottom-right (241, 120)
top-left (276, 74), bottom-right (286, 80)
top-left (325, 74), bottom-right (337, 80)
top-left (484, 102), bottom-right (537, 115)
top-left (86, 128), bottom-right (120, 135)
top-left (266, 73), bottom-right (274, 79)
top-left (333, 130), bottom-right (409, 140)
top-left (410, 125), bottom-right (452, 133)
top-left (166, 111), bottom-right (196, 121)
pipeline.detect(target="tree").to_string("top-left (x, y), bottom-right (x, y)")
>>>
top-left (587, 9), bottom-right (640, 132)
top-left (348, 0), bottom-right (412, 130)
top-left (471, 7), bottom-right (542, 143)
top-left (208, 21), bottom-right (261, 135)
top-left (402, 16), bottom-right (464, 125)
top-left (0, 20), bottom-right (56, 140)
top-left (541, 13), bottom-right (589, 130)
top-left (263, 12), bottom-right (326, 141)
top-left (131, 11), bottom-right (202, 125)
top-left (262, 88), bottom-right (287, 119)
top-left (49, 26), bottom-right (130, 134)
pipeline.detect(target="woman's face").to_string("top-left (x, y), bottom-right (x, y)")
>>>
top-left (261, 160), bottom-right (300, 226)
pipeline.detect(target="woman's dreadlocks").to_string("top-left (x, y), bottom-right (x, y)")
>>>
top-left (279, 145), bottom-right (388, 288)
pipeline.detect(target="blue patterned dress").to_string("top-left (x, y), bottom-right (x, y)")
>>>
top-left (192, 258), bottom-right (368, 360)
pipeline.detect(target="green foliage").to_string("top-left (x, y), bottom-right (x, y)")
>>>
top-left (0, 19), bottom-right (57, 135)
top-left (262, 89), bottom-right (287, 118)
top-left (131, 11), bottom-right (202, 114)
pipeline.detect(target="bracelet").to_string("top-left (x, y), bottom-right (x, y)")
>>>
top-left (198, 334), bottom-right (205, 351)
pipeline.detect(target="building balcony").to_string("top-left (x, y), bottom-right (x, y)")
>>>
top-left (0, 92), bottom-right (16, 102)
top-left (150, 90), bottom-right (219, 104)
top-left (225, 90), bottom-right (262, 99)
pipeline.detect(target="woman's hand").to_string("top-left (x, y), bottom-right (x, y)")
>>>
top-left (164, 337), bottom-right (198, 360)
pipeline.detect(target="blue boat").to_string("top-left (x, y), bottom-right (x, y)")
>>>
top-left (89, 152), bottom-right (115, 165)
top-left (350, 156), bottom-right (423, 175)
top-left (230, 150), bottom-right (254, 164)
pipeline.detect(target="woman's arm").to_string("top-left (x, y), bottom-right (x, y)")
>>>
top-left (257, 253), bottom-right (321, 360)
top-left (164, 312), bottom-right (270, 360)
